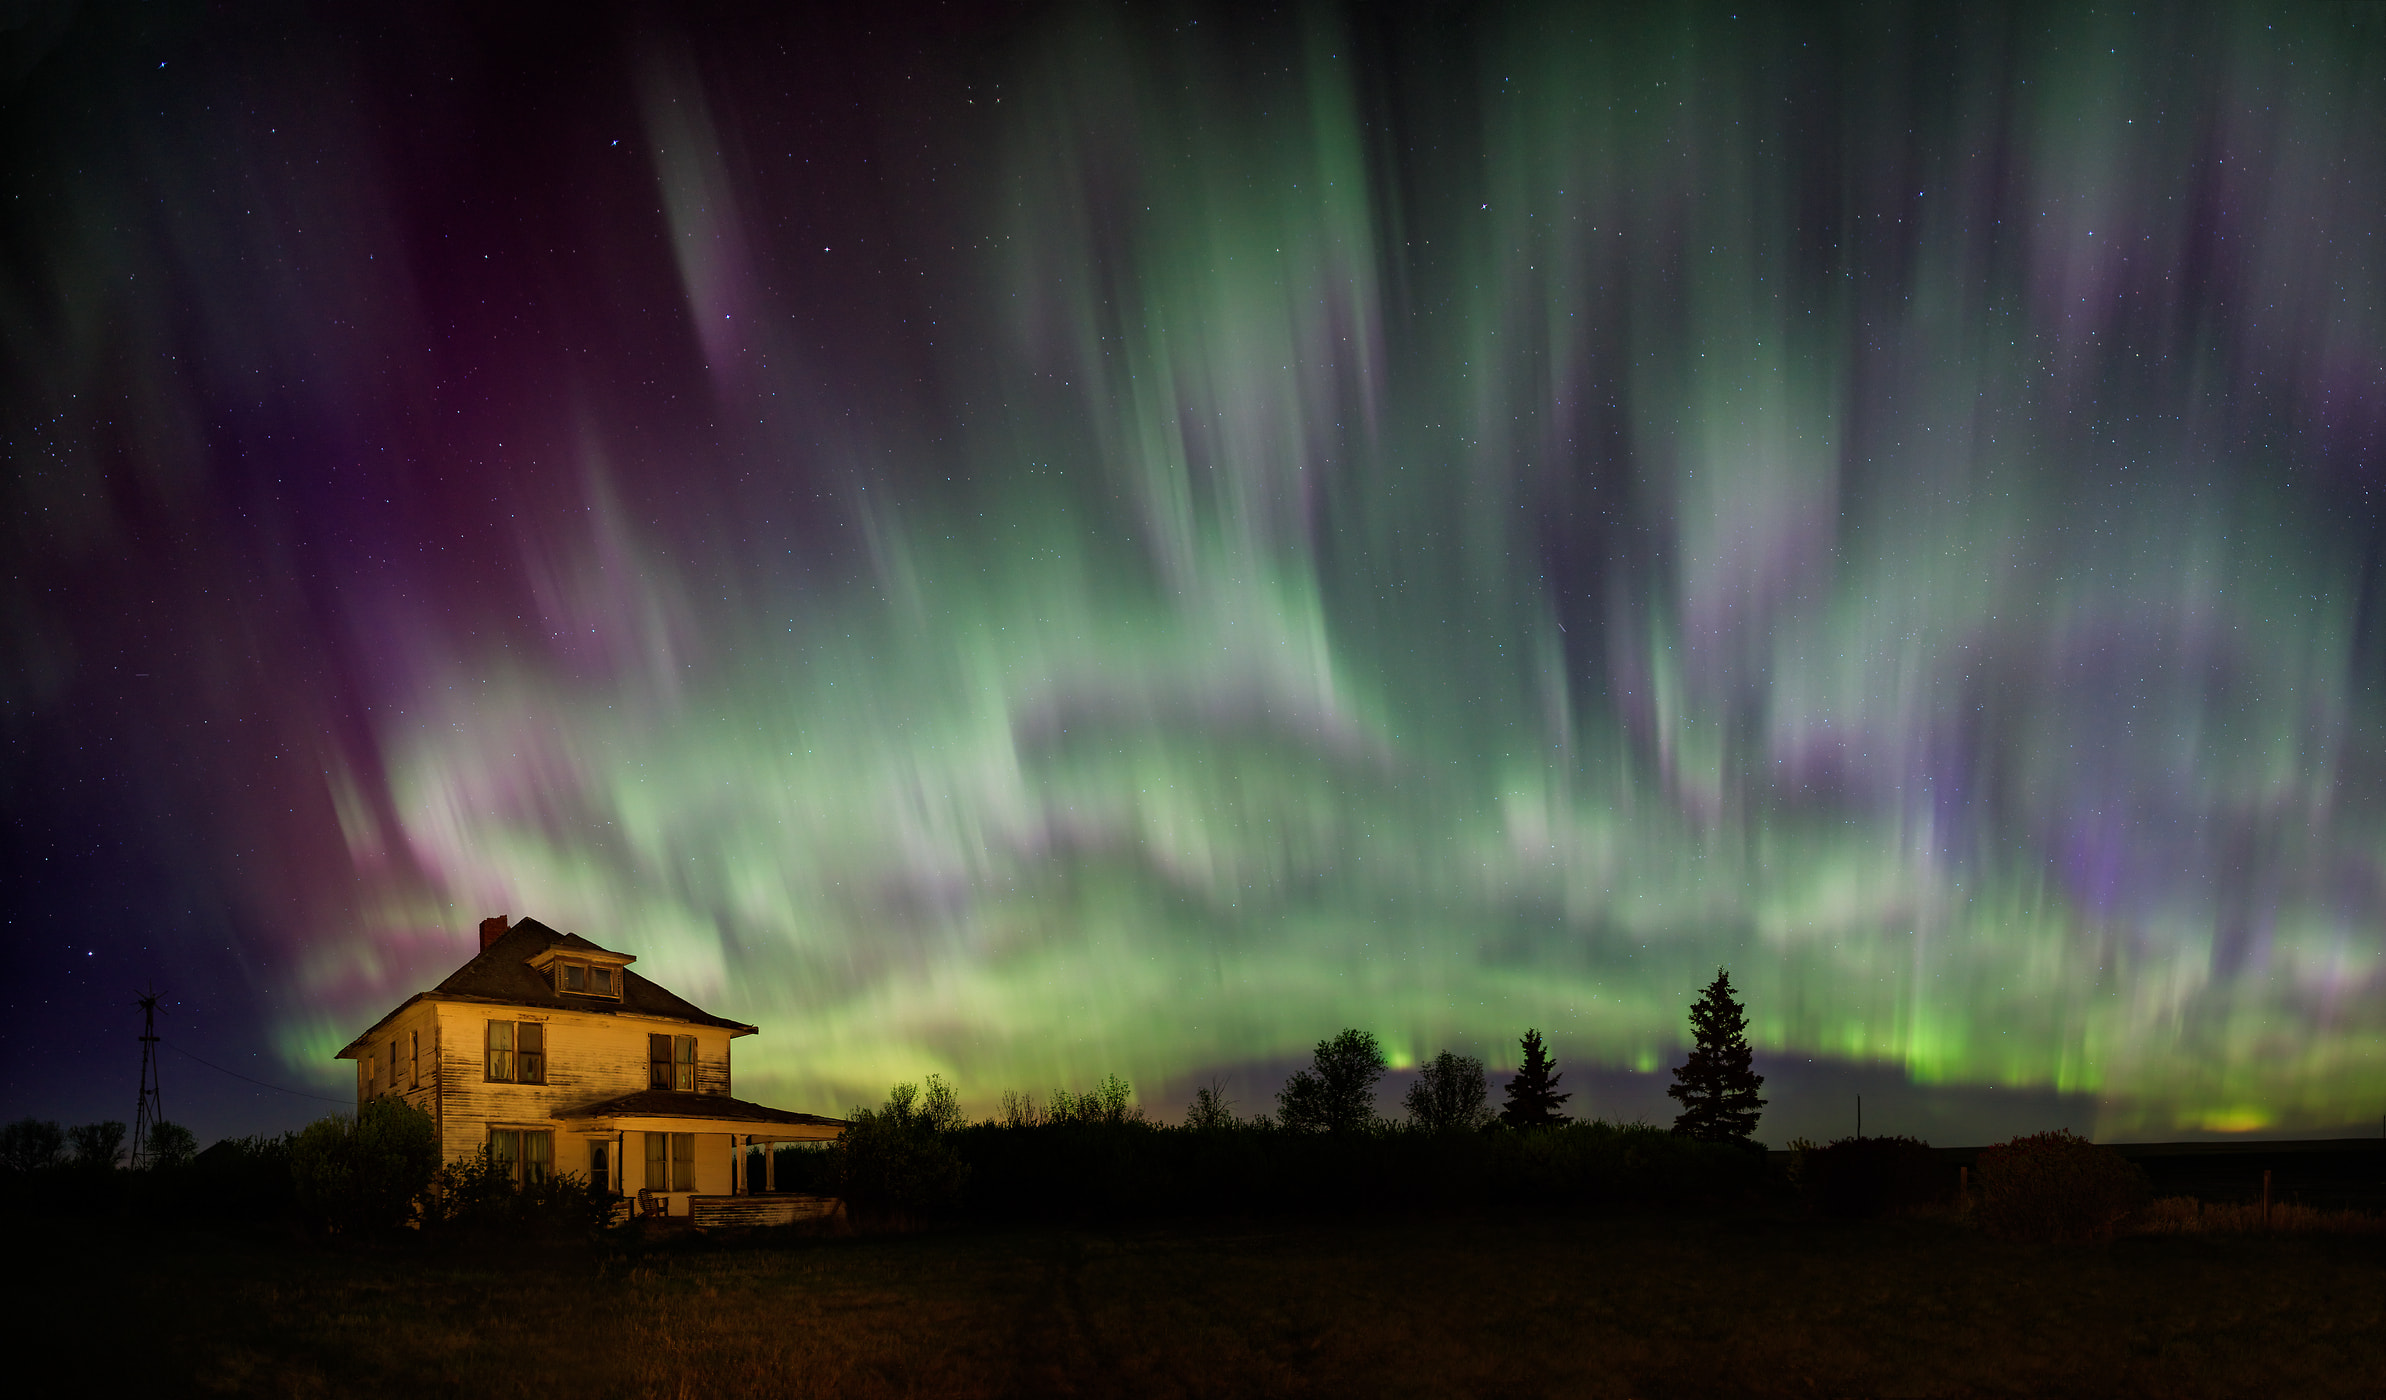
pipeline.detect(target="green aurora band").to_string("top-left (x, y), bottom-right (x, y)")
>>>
top-left (86, 9), bottom-right (2376, 1136)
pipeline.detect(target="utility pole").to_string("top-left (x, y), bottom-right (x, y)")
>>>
top-left (131, 986), bottom-right (164, 1167)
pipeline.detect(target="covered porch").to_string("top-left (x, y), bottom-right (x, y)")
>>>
top-left (557, 1089), bottom-right (844, 1220)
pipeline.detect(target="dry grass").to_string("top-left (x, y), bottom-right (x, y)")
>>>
top-left (2135, 1195), bottom-right (2386, 1236)
top-left (19, 1211), bottom-right (2386, 1397)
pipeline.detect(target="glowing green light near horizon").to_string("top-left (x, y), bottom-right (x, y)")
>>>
top-left (293, 8), bottom-right (2385, 1138)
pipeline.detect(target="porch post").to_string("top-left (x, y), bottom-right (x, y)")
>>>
top-left (764, 1138), bottom-right (776, 1193)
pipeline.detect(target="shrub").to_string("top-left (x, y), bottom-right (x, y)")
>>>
top-left (436, 1152), bottom-right (612, 1234)
top-left (1974, 1129), bottom-right (2148, 1243)
top-left (832, 1080), bottom-right (971, 1219)
top-left (288, 1098), bottom-right (441, 1235)
top-left (189, 1133), bottom-right (296, 1222)
top-left (762, 1142), bottom-right (840, 1194)
top-left (938, 1109), bottom-right (1769, 1223)
top-left (1800, 1136), bottom-right (1949, 1219)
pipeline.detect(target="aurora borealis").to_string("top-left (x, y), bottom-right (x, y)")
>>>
top-left (6, 4), bottom-right (2385, 1143)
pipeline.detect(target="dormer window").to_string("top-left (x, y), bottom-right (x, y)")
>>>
top-left (554, 960), bottom-right (620, 998)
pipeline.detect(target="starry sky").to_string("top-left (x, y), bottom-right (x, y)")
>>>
top-left (5, 2), bottom-right (2385, 1147)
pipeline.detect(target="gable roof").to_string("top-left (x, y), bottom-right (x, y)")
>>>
top-left (338, 916), bottom-right (755, 1056)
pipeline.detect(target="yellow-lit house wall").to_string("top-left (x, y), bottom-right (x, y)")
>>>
top-left (423, 1000), bottom-right (737, 1169)
top-left (353, 997), bottom-right (744, 1208)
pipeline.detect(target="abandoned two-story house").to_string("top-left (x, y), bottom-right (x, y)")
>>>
top-left (335, 915), bottom-right (843, 1221)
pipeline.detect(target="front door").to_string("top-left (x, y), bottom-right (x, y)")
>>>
top-left (589, 1140), bottom-right (610, 1195)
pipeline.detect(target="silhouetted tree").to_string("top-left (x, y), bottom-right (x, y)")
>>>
top-left (289, 1099), bottom-right (439, 1233)
top-left (67, 1121), bottom-right (127, 1170)
top-left (1667, 968), bottom-right (1767, 1142)
top-left (0, 1118), bottom-right (64, 1174)
top-left (1048, 1075), bottom-right (1141, 1126)
top-left (834, 1078), bottom-right (970, 1217)
top-left (1278, 1028), bottom-right (1386, 1133)
top-left (1184, 1078), bottom-right (1236, 1131)
top-left (1500, 1030), bottom-right (1572, 1128)
top-left (142, 1121), bottom-right (198, 1170)
top-left (1404, 1050), bottom-right (1493, 1132)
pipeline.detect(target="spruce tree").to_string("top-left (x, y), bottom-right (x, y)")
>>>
top-left (1500, 1029), bottom-right (1572, 1128)
top-left (1667, 968), bottom-right (1767, 1142)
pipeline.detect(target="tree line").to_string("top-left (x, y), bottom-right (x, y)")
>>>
top-left (0, 968), bottom-right (1773, 1235)
top-left (1252, 966), bottom-right (1766, 1142)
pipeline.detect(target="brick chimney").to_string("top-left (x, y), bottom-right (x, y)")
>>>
top-left (479, 914), bottom-right (510, 951)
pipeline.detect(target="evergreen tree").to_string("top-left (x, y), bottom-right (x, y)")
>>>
top-left (1667, 968), bottom-right (1767, 1142)
top-left (1500, 1029), bottom-right (1572, 1128)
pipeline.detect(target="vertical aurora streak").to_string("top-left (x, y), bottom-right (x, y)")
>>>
top-left (5, 5), bottom-right (2383, 1138)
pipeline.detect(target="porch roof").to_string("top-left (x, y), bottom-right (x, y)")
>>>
top-left (554, 1089), bottom-right (846, 1141)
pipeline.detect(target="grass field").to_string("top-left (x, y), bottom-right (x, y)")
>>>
top-left (21, 1212), bottom-right (2383, 1397)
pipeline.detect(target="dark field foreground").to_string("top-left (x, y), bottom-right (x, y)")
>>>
top-left (18, 1213), bottom-right (2382, 1398)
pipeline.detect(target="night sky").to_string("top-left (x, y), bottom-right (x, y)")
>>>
top-left (6, 3), bottom-right (2385, 1148)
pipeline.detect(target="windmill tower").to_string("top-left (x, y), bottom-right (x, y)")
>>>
top-left (131, 986), bottom-right (164, 1167)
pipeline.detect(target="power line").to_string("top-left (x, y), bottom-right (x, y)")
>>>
top-left (159, 1039), bottom-right (352, 1106)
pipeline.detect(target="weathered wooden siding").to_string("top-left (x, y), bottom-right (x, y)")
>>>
top-left (429, 1001), bottom-right (739, 1165)
top-left (690, 1194), bottom-right (844, 1230)
top-left (356, 1001), bottom-right (442, 1127)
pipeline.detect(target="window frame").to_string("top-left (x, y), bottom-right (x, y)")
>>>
top-left (674, 1035), bottom-right (696, 1093)
top-left (553, 959), bottom-right (623, 1000)
top-left (516, 1021), bottom-right (546, 1085)
top-left (670, 1131), bottom-right (694, 1192)
top-left (487, 1127), bottom-right (554, 1187)
top-left (485, 1019), bottom-right (547, 1084)
top-left (408, 1029), bottom-right (419, 1090)
top-left (486, 1020), bottom-right (514, 1082)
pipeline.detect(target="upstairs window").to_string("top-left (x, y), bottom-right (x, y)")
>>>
top-left (554, 960), bottom-right (622, 999)
top-left (486, 1020), bottom-right (547, 1084)
top-left (518, 1022), bottom-right (545, 1082)
top-left (649, 1033), bottom-right (697, 1092)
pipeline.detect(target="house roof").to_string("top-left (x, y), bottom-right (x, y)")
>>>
top-left (337, 916), bottom-right (756, 1056)
top-left (555, 1089), bottom-right (847, 1129)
